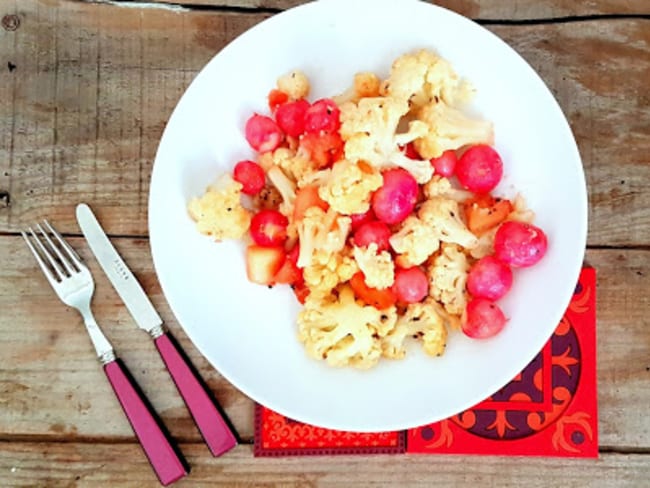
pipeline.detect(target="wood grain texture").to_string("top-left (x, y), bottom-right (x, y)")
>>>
top-left (0, 0), bottom-right (648, 482)
top-left (148, 0), bottom-right (650, 19)
top-left (0, 0), bottom-right (268, 235)
top-left (1, 443), bottom-right (649, 487)
top-left (0, 2), bottom-right (649, 245)
top-left (490, 22), bottom-right (650, 250)
top-left (1, 232), bottom-right (649, 447)
top-left (0, 234), bottom-right (253, 444)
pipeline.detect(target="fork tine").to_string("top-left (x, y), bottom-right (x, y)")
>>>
top-left (21, 230), bottom-right (61, 284)
top-left (43, 220), bottom-right (85, 270)
top-left (36, 222), bottom-right (76, 275)
top-left (28, 227), bottom-right (66, 281)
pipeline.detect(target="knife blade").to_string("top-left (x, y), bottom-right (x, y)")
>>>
top-left (76, 203), bottom-right (163, 337)
top-left (75, 202), bottom-right (238, 457)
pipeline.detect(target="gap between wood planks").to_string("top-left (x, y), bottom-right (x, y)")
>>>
top-left (0, 432), bottom-right (255, 446)
top-left (75, 0), bottom-right (650, 23)
top-left (2, 231), bottom-right (649, 250)
top-left (0, 231), bottom-right (150, 240)
top-left (2, 229), bottom-right (650, 253)
top-left (1, 433), bottom-right (649, 455)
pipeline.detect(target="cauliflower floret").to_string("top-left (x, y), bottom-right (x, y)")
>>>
top-left (318, 210), bottom-right (351, 254)
top-left (381, 299), bottom-right (447, 359)
top-left (389, 216), bottom-right (441, 267)
top-left (277, 70), bottom-right (310, 100)
top-left (187, 174), bottom-right (251, 240)
top-left (339, 96), bottom-right (407, 141)
top-left (267, 166), bottom-right (296, 217)
top-left (333, 72), bottom-right (382, 105)
top-left (297, 207), bottom-right (351, 268)
top-left (423, 173), bottom-right (451, 196)
top-left (387, 49), bottom-right (475, 109)
top-left (469, 228), bottom-right (497, 259)
top-left (316, 160), bottom-right (382, 215)
top-left (303, 249), bottom-right (358, 296)
top-left (257, 149), bottom-right (280, 174)
top-left (296, 207), bottom-right (322, 267)
top-left (414, 100), bottom-right (494, 159)
top-left (340, 97), bottom-right (434, 184)
top-left (258, 147), bottom-right (317, 185)
top-left (352, 243), bottom-right (395, 290)
top-left (423, 175), bottom-right (473, 202)
top-left (428, 243), bottom-right (469, 315)
top-left (508, 194), bottom-right (535, 223)
top-left (418, 197), bottom-right (478, 249)
top-left (297, 285), bottom-right (398, 369)
top-left (427, 298), bottom-right (462, 331)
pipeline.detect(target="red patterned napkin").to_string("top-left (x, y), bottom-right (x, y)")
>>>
top-left (255, 268), bottom-right (597, 457)
top-left (254, 406), bottom-right (406, 456)
top-left (408, 268), bottom-right (597, 457)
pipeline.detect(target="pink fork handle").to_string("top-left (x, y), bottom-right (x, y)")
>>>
top-left (154, 333), bottom-right (238, 457)
top-left (103, 360), bottom-right (189, 486)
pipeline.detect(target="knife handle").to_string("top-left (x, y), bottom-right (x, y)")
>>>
top-left (154, 332), bottom-right (238, 457)
top-left (103, 359), bottom-right (189, 486)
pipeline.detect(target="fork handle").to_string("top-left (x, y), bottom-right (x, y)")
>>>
top-left (154, 332), bottom-right (238, 457)
top-left (104, 359), bottom-right (189, 486)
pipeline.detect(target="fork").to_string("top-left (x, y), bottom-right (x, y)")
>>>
top-left (22, 221), bottom-right (189, 486)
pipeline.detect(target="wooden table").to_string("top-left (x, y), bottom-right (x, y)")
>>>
top-left (1, 0), bottom-right (649, 485)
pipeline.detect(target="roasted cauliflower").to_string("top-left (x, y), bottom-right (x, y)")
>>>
top-left (297, 285), bottom-right (398, 369)
top-left (296, 207), bottom-right (351, 268)
top-left (423, 175), bottom-right (473, 202)
top-left (258, 147), bottom-right (316, 186)
top-left (277, 69), bottom-right (310, 100)
top-left (386, 49), bottom-right (475, 109)
top-left (333, 72), bottom-right (382, 104)
top-left (187, 174), bottom-right (251, 240)
top-left (469, 228), bottom-right (497, 260)
top-left (352, 243), bottom-right (395, 290)
top-left (381, 299), bottom-right (447, 359)
top-left (339, 97), bottom-right (435, 183)
top-left (389, 216), bottom-right (441, 268)
top-left (303, 249), bottom-right (358, 296)
top-left (266, 166), bottom-right (296, 217)
top-left (418, 197), bottom-right (478, 249)
top-left (414, 100), bottom-right (494, 159)
top-left (428, 243), bottom-right (470, 315)
top-left (508, 194), bottom-right (535, 224)
top-left (316, 160), bottom-right (382, 215)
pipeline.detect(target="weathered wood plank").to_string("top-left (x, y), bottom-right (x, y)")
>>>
top-left (0, 235), bottom-right (254, 445)
top-left (1, 233), bottom-right (649, 447)
top-left (149, 0), bottom-right (650, 19)
top-left (491, 22), bottom-right (650, 251)
top-left (0, 2), bottom-right (648, 245)
top-left (0, 0), bottom-right (269, 234)
top-left (1, 442), bottom-right (649, 487)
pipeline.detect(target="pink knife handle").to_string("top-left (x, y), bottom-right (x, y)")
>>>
top-left (103, 360), bottom-right (189, 486)
top-left (154, 333), bottom-right (238, 457)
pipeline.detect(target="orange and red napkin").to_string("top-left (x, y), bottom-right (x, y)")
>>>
top-left (255, 268), bottom-right (597, 458)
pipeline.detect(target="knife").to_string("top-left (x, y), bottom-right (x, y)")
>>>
top-left (76, 203), bottom-right (238, 457)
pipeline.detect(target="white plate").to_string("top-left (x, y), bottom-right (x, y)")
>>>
top-left (149, 0), bottom-right (587, 432)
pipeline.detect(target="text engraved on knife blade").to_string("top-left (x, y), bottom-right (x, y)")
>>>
top-left (113, 257), bottom-right (131, 281)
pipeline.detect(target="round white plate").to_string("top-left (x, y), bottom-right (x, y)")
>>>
top-left (149, 0), bottom-right (587, 432)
